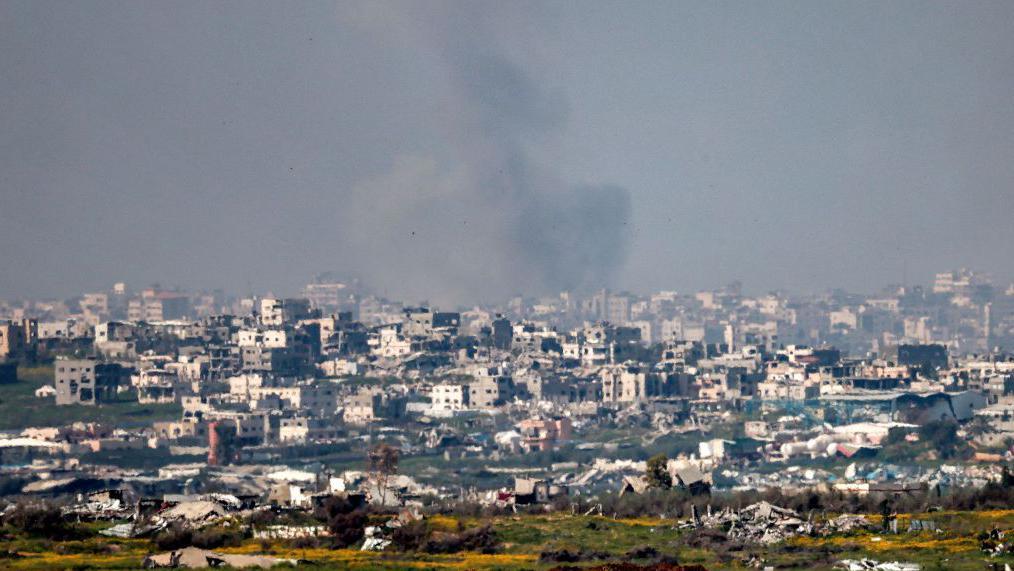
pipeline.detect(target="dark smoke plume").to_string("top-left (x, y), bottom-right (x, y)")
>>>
top-left (337, 5), bottom-right (631, 304)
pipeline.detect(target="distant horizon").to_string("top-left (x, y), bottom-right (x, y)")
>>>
top-left (2, 266), bottom-right (1008, 308)
top-left (3, 2), bottom-right (1013, 304)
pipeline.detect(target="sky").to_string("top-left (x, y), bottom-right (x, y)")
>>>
top-left (1, 1), bottom-right (1013, 304)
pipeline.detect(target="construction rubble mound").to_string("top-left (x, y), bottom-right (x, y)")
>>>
top-left (100, 494), bottom-right (247, 539)
top-left (142, 546), bottom-right (295, 569)
top-left (361, 507), bottom-right (423, 551)
top-left (836, 559), bottom-right (921, 571)
top-left (678, 501), bottom-right (873, 545)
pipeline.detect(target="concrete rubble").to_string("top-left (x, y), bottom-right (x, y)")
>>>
top-left (724, 462), bottom-right (1007, 495)
top-left (827, 514), bottom-right (872, 533)
top-left (679, 502), bottom-right (872, 545)
top-left (158, 500), bottom-right (228, 525)
top-left (360, 507), bottom-right (422, 551)
top-left (981, 528), bottom-right (1014, 557)
top-left (252, 525), bottom-right (330, 539)
top-left (361, 526), bottom-right (392, 552)
top-left (64, 489), bottom-right (133, 521)
top-left (142, 546), bottom-right (295, 569)
top-left (836, 559), bottom-right (921, 571)
top-left (99, 494), bottom-right (246, 538)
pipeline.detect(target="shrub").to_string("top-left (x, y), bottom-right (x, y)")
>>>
top-left (192, 527), bottom-right (245, 549)
top-left (329, 511), bottom-right (368, 548)
top-left (538, 547), bottom-right (611, 563)
top-left (625, 545), bottom-right (660, 560)
top-left (315, 496), bottom-right (369, 549)
top-left (646, 453), bottom-right (672, 489)
top-left (154, 523), bottom-right (193, 551)
top-left (391, 522), bottom-right (502, 555)
top-left (439, 523), bottom-right (499, 554)
top-left (2, 503), bottom-right (78, 538)
top-left (390, 519), bottom-right (431, 552)
top-left (290, 535), bottom-right (321, 549)
top-left (246, 508), bottom-right (279, 527)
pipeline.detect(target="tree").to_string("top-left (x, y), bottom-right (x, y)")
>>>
top-left (1, 505), bottom-right (81, 539)
top-left (316, 495), bottom-right (367, 548)
top-left (368, 443), bottom-right (400, 506)
top-left (965, 416), bottom-right (994, 438)
top-left (919, 419), bottom-right (965, 459)
top-left (211, 423), bottom-right (240, 465)
top-left (645, 453), bottom-right (672, 489)
top-left (1002, 466), bottom-right (1014, 488)
top-left (883, 426), bottom-right (912, 446)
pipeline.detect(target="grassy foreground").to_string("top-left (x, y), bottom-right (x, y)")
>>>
top-left (4, 511), bottom-right (1014, 570)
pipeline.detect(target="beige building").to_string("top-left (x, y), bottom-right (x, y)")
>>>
top-left (600, 364), bottom-right (656, 402)
top-left (0, 321), bottom-right (27, 360)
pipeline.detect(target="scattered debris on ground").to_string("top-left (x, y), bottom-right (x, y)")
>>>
top-left (547, 564), bottom-right (708, 571)
top-left (64, 490), bottom-right (133, 521)
top-left (836, 559), bottom-right (921, 571)
top-left (361, 507), bottom-right (422, 551)
top-left (99, 494), bottom-right (247, 539)
top-left (142, 546), bottom-right (295, 569)
top-left (981, 528), bottom-right (1013, 557)
top-left (676, 501), bottom-right (873, 545)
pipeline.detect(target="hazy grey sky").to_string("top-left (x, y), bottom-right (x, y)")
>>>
top-left (2, 1), bottom-right (1013, 303)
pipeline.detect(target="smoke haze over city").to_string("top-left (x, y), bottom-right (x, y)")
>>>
top-left (2, 1), bottom-right (1014, 303)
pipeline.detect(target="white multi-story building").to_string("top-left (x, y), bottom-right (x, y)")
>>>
top-left (431, 383), bottom-right (469, 412)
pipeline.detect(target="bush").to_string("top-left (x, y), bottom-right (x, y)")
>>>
top-left (2, 503), bottom-right (79, 538)
top-left (155, 524), bottom-right (245, 551)
top-left (246, 508), bottom-right (279, 527)
top-left (538, 547), bottom-right (611, 563)
top-left (329, 511), bottom-right (368, 548)
top-left (53, 541), bottom-right (121, 555)
top-left (919, 419), bottom-right (968, 460)
top-left (192, 527), bottom-right (245, 549)
top-left (391, 522), bottom-right (501, 555)
top-left (600, 488), bottom-right (698, 518)
top-left (625, 545), bottom-right (660, 560)
top-left (676, 528), bottom-right (731, 551)
top-left (290, 535), bottom-right (321, 549)
top-left (154, 523), bottom-right (193, 551)
top-left (646, 453), bottom-right (672, 489)
top-left (421, 523), bottom-right (499, 554)
top-left (315, 496), bottom-right (368, 548)
top-left (390, 519), bottom-right (430, 552)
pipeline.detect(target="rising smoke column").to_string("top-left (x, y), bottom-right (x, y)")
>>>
top-left (336, 4), bottom-right (631, 304)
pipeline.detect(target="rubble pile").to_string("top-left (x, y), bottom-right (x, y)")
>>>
top-left (63, 490), bottom-right (133, 521)
top-left (100, 494), bottom-right (247, 539)
top-left (142, 546), bottom-right (295, 569)
top-left (721, 461), bottom-right (1006, 495)
top-left (679, 502), bottom-right (872, 545)
top-left (251, 525), bottom-right (330, 540)
top-left (360, 507), bottom-right (423, 551)
top-left (981, 528), bottom-right (1013, 557)
top-left (724, 502), bottom-right (804, 544)
top-left (678, 501), bottom-right (803, 544)
top-left (825, 514), bottom-right (871, 534)
top-left (836, 559), bottom-right (921, 571)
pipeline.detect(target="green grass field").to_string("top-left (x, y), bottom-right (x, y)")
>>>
top-left (0, 364), bottom-right (181, 431)
top-left (3, 511), bottom-right (1014, 569)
